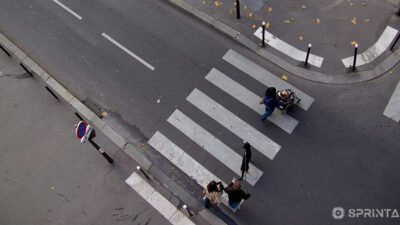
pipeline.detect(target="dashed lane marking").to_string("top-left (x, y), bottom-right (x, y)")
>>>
top-left (52, 0), bottom-right (82, 20)
top-left (101, 33), bottom-right (155, 71)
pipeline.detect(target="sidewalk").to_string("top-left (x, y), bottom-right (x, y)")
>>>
top-left (168, 0), bottom-right (400, 84)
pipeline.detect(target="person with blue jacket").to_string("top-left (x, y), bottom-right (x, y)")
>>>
top-left (259, 87), bottom-right (281, 121)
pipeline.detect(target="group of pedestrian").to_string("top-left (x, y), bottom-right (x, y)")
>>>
top-left (203, 141), bottom-right (252, 210)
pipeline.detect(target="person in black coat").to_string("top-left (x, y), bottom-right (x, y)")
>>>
top-left (224, 178), bottom-right (250, 209)
top-left (239, 141), bottom-right (251, 181)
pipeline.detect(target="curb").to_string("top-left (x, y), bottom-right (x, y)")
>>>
top-left (0, 32), bottom-right (229, 225)
top-left (168, 0), bottom-right (400, 85)
top-left (0, 32), bottom-right (153, 170)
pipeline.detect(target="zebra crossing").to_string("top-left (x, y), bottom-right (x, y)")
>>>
top-left (148, 49), bottom-right (314, 208)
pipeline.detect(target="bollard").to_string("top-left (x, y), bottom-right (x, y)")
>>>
top-left (236, 0), bottom-right (240, 19)
top-left (390, 33), bottom-right (400, 51)
top-left (136, 166), bottom-right (150, 180)
top-left (304, 44), bottom-right (311, 67)
top-left (261, 21), bottom-right (266, 47)
top-left (183, 205), bottom-right (193, 217)
top-left (0, 45), bottom-right (11, 56)
top-left (352, 44), bottom-right (358, 72)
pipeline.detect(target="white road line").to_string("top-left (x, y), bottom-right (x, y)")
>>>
top-left (205, 68), bottom-right (299, 134)
top-left (167, 110), bottom-right (263, 186)
top-left (52, 0), bottom-right (82, 20)
top-left (126, 172), bottom-right (196, 225)
top-left (148, 131), bottom-right (230, 205)
top-left (223, 49), bottom-right (314, 111)
top-left (342, 26), bottom-right (399, 67)
top-left (101, 33), bottom-right (155, 71)
top-left (383, 80), bottom-right (400, 122)
top-left (254, 27), bottom-right (324, 68)
top-left (186, 89), bottom-right (281, 160)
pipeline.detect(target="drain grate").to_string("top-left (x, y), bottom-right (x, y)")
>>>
top-left (82, 97), bottom-right (106, 118)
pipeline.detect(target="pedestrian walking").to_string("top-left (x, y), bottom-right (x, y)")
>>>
top-left (239, 141), bottom-right (251, 181)
top-left (203, 180), bottom-right (223, 208)
top-left (224, 178), bottom-right (250, 209)
top-left (259, 87), bottom-right (282, 121)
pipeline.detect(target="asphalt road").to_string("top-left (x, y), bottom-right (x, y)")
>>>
top-left (1, 0), bottom-right (400, 225)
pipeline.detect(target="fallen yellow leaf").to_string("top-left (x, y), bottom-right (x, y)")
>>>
top-left (389, 70), bottom-right (393, 74)
top-left (229, 9), bottom-right (233, 14)
top-left (265, 39), bottom-right (269, 42)
top-left (350, 2), bottom-right (354, 6)
top-left (315, 18), bottom-right (321, 24)
top-left (281, 74), bottom-right (288, 80)
top-left (301, 5), bottom-right (306, 9)
top-left (259, 42), bottom-right (263, 46)
top-left (265, 22), bottom-right (270, 28)
top-left (252, 24), bottom-right (256, 29)
top-left (284, 19), bottom-right (291, 24)
top-left (51, 186), bottom-right (55, 190)
top-left (248, 12), bottom-right (253, 18)
top-left (243, 5), bottom-right (248, 10)
top-left (202, 1), bottom-right (206, 5)
top-left (362, 2), bottom-right (366, 6)
top-left (351, 40), bottom-right (358, 46)
top-left (268, 7), bottom-right (273, 12)
top-left (272, 35), bottom-right (276, 39)
top-left (351, 17), bottom-right (356, 24)
top-left (233, 2), bottom-right (237, 6)
top-left (291, 4), bottom-right (296, 8)
top-left (364, 18), bottom-right (370, 23)
top-left (299, 36), bottom-right (303, 40)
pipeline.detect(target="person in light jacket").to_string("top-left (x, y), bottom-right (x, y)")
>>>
top-left (203, 180), bottom-right (223, 208)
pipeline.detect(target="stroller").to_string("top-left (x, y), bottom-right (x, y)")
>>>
top-left (276, 89), bottom-right (301, 114)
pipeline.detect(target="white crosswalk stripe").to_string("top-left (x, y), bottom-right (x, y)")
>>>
top-left (205, 68), bottom-right (299, 134)
top-left (384, 80), bottom-right (400, 122)
top-left (186, 88), bottom-right (281, 160)
top-left (223, 49), bottom-right (314, 111)
top-left (126, 172), bottom-right (196, 225)
top-left (148, 131), bottom-right (231, 206)
top-left (167, 109), bottom-right (263, 185)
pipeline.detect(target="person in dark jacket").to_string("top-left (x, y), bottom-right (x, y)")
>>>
top-left (239, 141), bottom-right (251, 181)
top-left (259, 87), bottom-right (281, 121)
top-left (224, 178), bottom-right (250, 209)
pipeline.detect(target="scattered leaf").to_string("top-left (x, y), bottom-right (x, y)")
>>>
top-left (272, 35), bottom-right (276, 39)
top-left (284, 19), bottom-right (291, 24)
top-left (351, 40), bottom-right (358, 46)
top-left (290, 18), bottom-right (295, 21)
top-left (252, 24), bottom-right (256, 29)
top-left (202, 1), bottom-right (206, 5)
top-left (364, 18), bottom-right (370, 23)
top-left (234, 2), bottom-right (237, 6)
top-left (265, 22), bottom-right (270, 28)
top-left (51, 186), bottom-right (55, 190)
top-left (259, 42), bottom-right (263, 46)
top-left (248, 12), bottom-right (253, 18)
top-left (315, 18), bottom-right (321, 24)
top-left (301, 5), bottom-right (306, 9)
top-left (265, 39), bottom-right (269, 42)
top-left (243, 5), bottom-right (248, 10)
top-left (362, 2), bottom-right (366, 6)
top-left (214, 1), bottom-right (222, 6)
top-left (229, 9), bottom-right (233, 14)
top-left (281, 74), bottom-right (288, 80)
top-left (299, 36), bottom-right (303, 40)
top-left (351, 17), bottom-right (357, 24)
top-left (349, 2), bottom-right (354, 6)
top-left (389, 70), bottom-right (393, 74)
top-left (290, 4), bottom-right (296, 8)
top-left (268, 7), bottom-right (273, 12)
